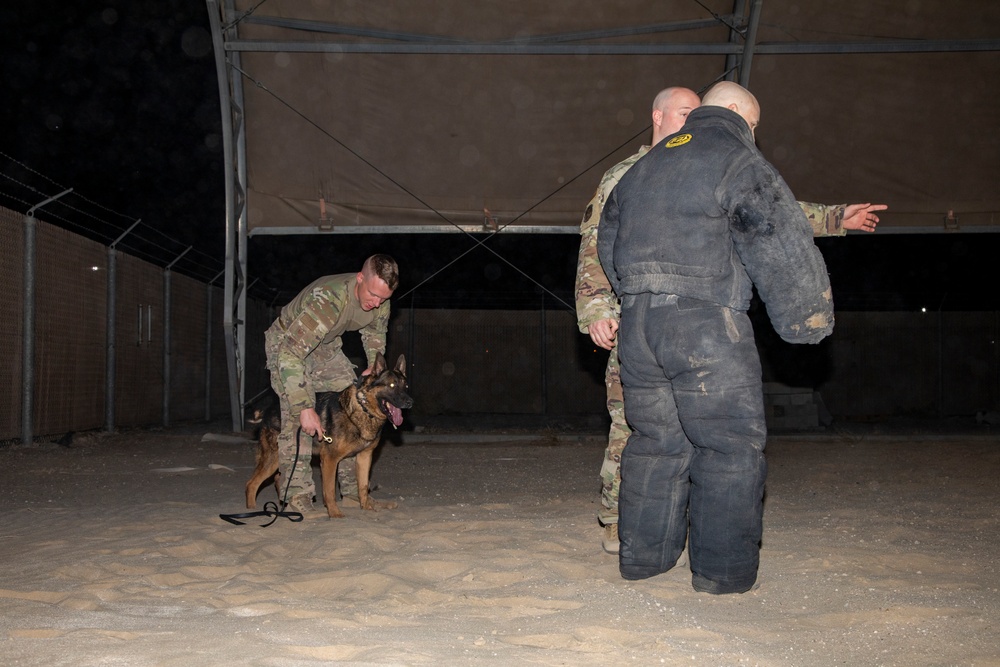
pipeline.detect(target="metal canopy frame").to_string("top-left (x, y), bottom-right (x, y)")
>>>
top-left (227, 12), bottom-right (999, 55)
top-left (205, 0), bottom-right (999, 429)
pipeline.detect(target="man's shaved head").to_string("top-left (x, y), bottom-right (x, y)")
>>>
top-left (701, 81), bottom-right (761, 137)
top-left (650, 86), bottom-right (701, 144)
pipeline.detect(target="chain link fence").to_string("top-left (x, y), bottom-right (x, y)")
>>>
top-left (2, 204), bottom-right (998, 441)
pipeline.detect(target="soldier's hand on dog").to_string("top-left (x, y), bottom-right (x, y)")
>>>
top-left (589, 317), bottom-right (619, 350)
top-left (247, 353), bottom-right (411, 516)
top-left (299, 407), bottom-right (326, 441)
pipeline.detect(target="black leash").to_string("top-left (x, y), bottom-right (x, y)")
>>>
top-left (220, 427), bottom-right (307, 526)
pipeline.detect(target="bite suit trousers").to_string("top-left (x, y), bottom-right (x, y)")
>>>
top-left (617, 293), bottom-right (767, 594)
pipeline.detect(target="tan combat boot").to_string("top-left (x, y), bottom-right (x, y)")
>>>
top-left (285, 493), bottom-right (326, 519)
top-left (602, 523), bottom-right (620, 554)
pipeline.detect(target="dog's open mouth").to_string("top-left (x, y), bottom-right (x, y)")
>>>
top-left (379, 399), bottom-right (404, 428)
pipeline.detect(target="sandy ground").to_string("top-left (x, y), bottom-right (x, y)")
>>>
top-left (1, 422), bottom-right (998, 667)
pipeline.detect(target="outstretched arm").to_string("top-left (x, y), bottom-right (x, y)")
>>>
top-left (798, 201), bottom-right (887, 236)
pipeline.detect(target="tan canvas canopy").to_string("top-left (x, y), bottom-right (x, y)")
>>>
top-left (209, 0), bottom-right (1000, 237)
top-left (205, 0), bottom-right (1000, 425)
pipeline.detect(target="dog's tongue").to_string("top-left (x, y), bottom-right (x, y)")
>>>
top-left (386, 403), bottom-right (403, 427)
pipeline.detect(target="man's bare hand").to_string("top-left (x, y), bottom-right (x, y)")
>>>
top-left (299, 407), bottom-right (324, 440)
top-left (588, 317), bottom-right (619, 350)
top-left (843, 203), bottom-right (887, 232)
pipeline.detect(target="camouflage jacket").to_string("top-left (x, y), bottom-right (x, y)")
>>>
top-left (267, 273), bottom-right (389, 413)
top-left (575, 145), bottom-right (847, 333)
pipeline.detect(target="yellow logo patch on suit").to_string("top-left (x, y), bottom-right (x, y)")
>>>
top-left (665, 133), bottom-right (692, 148)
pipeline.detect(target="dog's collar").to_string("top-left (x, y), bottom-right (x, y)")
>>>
top-left (355, 388), bottom-right (379, 420)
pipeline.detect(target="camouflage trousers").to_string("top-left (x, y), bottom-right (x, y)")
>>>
top-left (264, 329), bottom-right (359, 503)
top-left (599, 346), bottom-right (631, 526)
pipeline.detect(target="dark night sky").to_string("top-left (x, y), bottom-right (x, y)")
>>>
top-left (1, 1), bottom-right (997, 312)
top-left (0, 2), bottom-right (225, 280)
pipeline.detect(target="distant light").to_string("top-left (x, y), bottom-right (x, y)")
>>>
top-left (920, 307), bottom-right (927, 313)
top-left (91, 266), bottom-right (100, 271)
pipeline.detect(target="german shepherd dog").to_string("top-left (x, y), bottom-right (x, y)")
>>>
top-left (245, 352), bottom-right (413, 518)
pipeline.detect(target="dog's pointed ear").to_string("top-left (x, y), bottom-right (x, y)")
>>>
top-left (394, 354), bottom-right (406, 376)
top-left (372, 352), bottom-right (387, 375)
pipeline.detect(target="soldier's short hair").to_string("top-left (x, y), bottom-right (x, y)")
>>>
top-left (364, 254), bottom-right (399, 291)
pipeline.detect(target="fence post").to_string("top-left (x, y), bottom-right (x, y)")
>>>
top-left (540, 293), bottom-right (547, 416)
top-left (206, 269), bottom-right (224, 422)
top-left (162, 247), bottom-right (192, 427)
top-left (937, 295), bottom-right (947, 418)
top-left (105, 219), bottom-right (142, 432)
top-left (164, 269), bottom-right (172, 427)
top-left (21, 213), bottom-right (36, 445)
top-left (106, 247), bottom-right (116, 432)
top-left (408, 294), bottom-right (416, 395)
top-left (22, 189), bottom-right (72, 445)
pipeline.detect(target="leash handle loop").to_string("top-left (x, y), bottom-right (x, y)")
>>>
top-left (219, 425), bottom-right (307, 526)
top-left (219, 501), bottom-right (303, 526)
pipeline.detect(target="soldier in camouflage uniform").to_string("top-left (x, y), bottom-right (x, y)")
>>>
top-left (576, 87), bottom-right (886, 553)
top-left (265, 254), bottom-right (399, 516)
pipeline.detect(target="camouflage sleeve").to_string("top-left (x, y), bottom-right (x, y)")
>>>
top-left (360, 300), bottom-right (389, 368)
top-left (574, 188), bottom-right (617, 333)
top-left (575, 150), bottom-right (645, 333)
top-left (798, 201), bottom-right (847, 237)
top-left (276, 288), bottom-right (348, 415)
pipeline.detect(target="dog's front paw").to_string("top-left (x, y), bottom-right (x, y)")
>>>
top-left (364, 499), bottom-right (398, 511)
